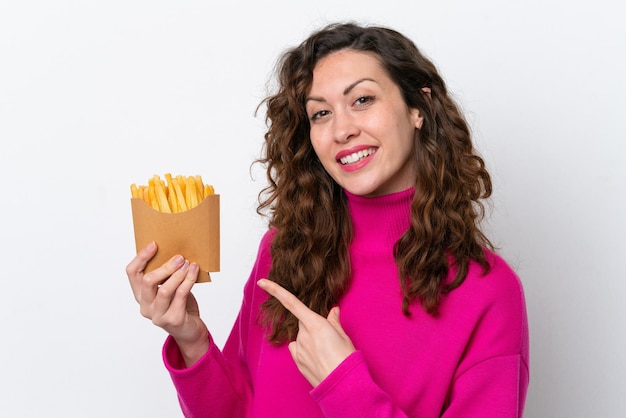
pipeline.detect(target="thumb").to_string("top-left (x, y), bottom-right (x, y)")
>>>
top-left (327, 306), bottom-right (347, 335)
top-left (287, 341), bottom-right (298, 361)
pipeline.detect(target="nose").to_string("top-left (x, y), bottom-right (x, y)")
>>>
top-left (332, 111), bottom-right (360, 143)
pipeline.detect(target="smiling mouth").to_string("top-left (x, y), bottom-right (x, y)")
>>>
top-left (338, 147), bottom-right (377, 165)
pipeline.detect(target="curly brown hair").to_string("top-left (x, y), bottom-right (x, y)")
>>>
top-left (256, 22), bottom-right (493, 344)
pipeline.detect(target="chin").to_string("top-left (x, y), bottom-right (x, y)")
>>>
top-left (339, 182), bottom-right (381, 197)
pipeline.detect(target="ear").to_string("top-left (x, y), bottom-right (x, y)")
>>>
top-left (410, 107), bottom-right (424, 129)
top-left (410, 87), bottom-right (432, 129)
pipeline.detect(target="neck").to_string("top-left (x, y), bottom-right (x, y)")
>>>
top-left (345, 188), bottom-right (414, 251)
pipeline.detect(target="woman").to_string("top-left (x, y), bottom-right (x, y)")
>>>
top-left (127, 22), bottom-right (529, 417)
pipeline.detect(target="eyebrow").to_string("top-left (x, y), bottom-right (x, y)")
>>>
top-left (306, 78), bottom-right (377, 104)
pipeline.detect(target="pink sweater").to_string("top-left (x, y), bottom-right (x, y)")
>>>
top-left (163, 188), bottom-right (530, 417)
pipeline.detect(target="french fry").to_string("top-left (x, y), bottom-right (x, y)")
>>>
top-left (154, 179), bottom-right (171, 213)
top-left (131, 174), bottom-right (215, 213)
top-left (147, 183), bottom-right (159, 211)
top-left (163, 173), bottom-right (175, 211)
top-left (194, 175), bottom-right (204, 202)
top-left (172, 177), bottom-right (187, 212)
top-left (185, 176), bottom-right (198, 209)
top-left (176, 175), bottom-right (186, 197)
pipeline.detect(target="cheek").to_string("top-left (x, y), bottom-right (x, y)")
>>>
top-left (309, 137), bottom-right (338, 177)
top-left (309, 132), bottom-right (329, 161)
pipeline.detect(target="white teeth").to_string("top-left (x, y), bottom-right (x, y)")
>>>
top-left (339, 148), bottom-right (375, 165)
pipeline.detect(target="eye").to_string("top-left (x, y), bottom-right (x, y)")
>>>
top-left (310, 109), bottom-right (330, 122)
top-left (354, 95), bottom-right (375, 107)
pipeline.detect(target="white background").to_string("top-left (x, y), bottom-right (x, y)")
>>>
top-left (1, 1), bottom-right (624, 417)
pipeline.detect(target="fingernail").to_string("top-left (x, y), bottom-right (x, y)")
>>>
top-left (189, 263), bottom-right (199, 279)
top-left (172, 255), bottom-right (184, 267)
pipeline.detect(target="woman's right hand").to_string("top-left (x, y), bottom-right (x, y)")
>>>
top-left (126, 242), bottom-right (209, 366)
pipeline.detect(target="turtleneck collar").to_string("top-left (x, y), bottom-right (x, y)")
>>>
top-left (345, 188), bottom-right (414, 252)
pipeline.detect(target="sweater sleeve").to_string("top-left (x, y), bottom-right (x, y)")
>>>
top-left (162, 328), bottom-right (252, 417)
top-left (311, 350), bottom-right (410, 417)
top-left (161, 230), bottom-right (274, 418)
top-left (312, 253), bottom-right (530, 418)
top-left (440, 255), bottom-right (530, 418)
top-left (312, 351), bottom-right (529, 418)
top-left (442, 354), bottom-right (529, 417)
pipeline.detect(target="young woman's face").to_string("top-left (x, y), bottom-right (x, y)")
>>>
top-left (306, 49), bottom-right (423, 197)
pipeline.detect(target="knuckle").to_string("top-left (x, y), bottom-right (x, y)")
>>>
top-left (153, 314), bottom-right (177, 330)
top-left (175, 283), bottom-right (190, 297)
top-left (139, 306), bottom-right (151, 319)
top-left (143, 270), bottom-right (166, 287)
top-left (283, 297), bottom-right (297, 312)
top-left (157, 286), bottom-right (172, 299)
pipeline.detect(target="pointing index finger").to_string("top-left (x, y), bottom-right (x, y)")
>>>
top-left (257, 279), bottom-right (316, 322)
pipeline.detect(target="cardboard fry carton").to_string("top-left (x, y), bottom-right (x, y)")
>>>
top-left (130, 194), bottom-right (219, 282)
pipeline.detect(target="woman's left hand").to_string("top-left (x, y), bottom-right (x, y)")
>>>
top-left (257, 278), bottom-right (356, 387)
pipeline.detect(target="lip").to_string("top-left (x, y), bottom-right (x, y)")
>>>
top-left (335, 145), bottom-right (377, 161)
top-left (336, 145), bottom-right (378, 173)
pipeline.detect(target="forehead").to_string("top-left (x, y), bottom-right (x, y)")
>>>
top-left (310, 49), bottom-right (388, 90)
